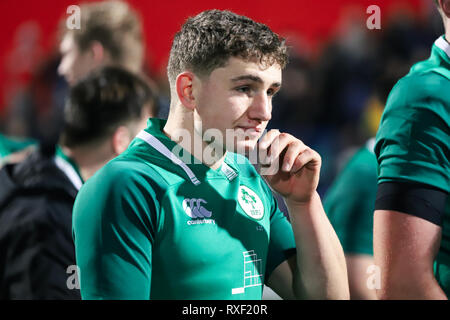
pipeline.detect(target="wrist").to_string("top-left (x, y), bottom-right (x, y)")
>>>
top-left (285, 191), bottom-right (320, 210)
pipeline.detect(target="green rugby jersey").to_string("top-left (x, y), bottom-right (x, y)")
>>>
top-left (324, 138), bottom-right (377, 255)
top-left (0, 133), bottom-right (36, 159)
top-left (375, 36), bottom-right (450, 295)
top-left (73, 118), bottom-right (296, 300)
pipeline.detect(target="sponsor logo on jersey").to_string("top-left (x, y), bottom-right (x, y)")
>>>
top-left (237, 186), bottom-right (264, 220)
top-left (183, 198), bottom-right (215, 225)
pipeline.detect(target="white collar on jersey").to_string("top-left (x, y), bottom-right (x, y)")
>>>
top-left (435, 36), bottom-right (450, 59)
top-left (137, 130), bottom-right (238, 185)
top-left (54, 155), bottom-right (83, 191)
top-left (137, 130), bottom-right (201, 185)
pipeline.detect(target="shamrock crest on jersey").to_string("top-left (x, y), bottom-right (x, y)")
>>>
top-left (238, 185), bottom-right (264, 220)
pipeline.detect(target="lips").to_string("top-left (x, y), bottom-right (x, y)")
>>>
top-left (236, 126), bottom-right (263, 133)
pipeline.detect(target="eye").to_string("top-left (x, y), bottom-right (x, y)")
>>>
top-left (267, 88), bottom-right (278, 97)
top-left (236, 86), bottom-right (252, 94)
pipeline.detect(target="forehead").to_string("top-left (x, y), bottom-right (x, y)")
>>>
top-left (208, 56), bottom-right (282, 85)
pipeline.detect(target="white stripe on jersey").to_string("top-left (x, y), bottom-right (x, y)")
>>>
top-left (435, 36), bottom-right (450, 59)
top-left (136, 130), bottom-right (201, 186)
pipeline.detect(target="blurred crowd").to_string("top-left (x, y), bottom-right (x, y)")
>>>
top-left (0, 1), bottom-right (444, 196)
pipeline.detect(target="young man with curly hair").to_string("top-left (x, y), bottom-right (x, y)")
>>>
top-left (73, 10), bottom-right (349, 300)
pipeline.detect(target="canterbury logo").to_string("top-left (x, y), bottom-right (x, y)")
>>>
top-left (182, 198), bottom-right (212, 218)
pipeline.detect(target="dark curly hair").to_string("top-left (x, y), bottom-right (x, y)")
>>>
top-left (167, 10), bottom-right (288, 84)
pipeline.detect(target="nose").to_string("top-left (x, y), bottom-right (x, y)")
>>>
top-left (248, 92), bottom-right (271, 122)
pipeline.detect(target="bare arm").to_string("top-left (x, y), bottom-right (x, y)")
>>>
top-left (345, 254), bottom-right (377, 300)
top-left (261, 130), bottom-right (349, 299)
top-left (266, 195), bottom-right (349, 299)
top-left (284, 193), bottom-right (349, 299)
top-left (373, 210), bottom-right (447, 300)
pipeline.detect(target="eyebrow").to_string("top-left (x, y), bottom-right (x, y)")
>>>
top-left (231, 75), bottom-right (281, 88)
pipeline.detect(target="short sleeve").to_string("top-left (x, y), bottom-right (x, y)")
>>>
top-left (375, 76), bottom-right (450, 193)
top-left (72, 160), bottom-right (161, 299)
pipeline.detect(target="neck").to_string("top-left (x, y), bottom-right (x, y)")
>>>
top-left (65, 142), bottom-right (115, 181)
top-left (164, 104), bottom-right (226, 170)
top-left (446, 24), bottom-right (450, 43)
top-left (78, 160), bottom-right (109, 182)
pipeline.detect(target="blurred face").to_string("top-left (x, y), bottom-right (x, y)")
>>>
top-left (58, 33), bottom-right (99, 86)
top-left (193, 57), bottom-right (282, 153)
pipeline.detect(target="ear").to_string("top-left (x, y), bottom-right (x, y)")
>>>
top-left (175, 72), bottom-right (197, 111)
top-left (440, 0), bottom-right (450, 18)
top-left (90, 41), bottom-right (106, 64)
top-left (111, 126), bottom-right (132, 155)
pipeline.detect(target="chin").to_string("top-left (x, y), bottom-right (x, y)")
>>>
top-left (232, 140), bottom-right (258, 155)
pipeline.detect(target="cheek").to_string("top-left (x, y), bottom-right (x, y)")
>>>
top-left (74, 54), bottom-right (96, 79)
top-left (226, 96), bottom-right (249, 123)
top-left (210, 97), bottom-right (244, 128)
top-left (196, 86), bottom-right (247, 129)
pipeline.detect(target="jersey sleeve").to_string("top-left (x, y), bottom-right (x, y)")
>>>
top-left (262, 182), bottom-right (296, 282)
top-left (374, 75), bottom-right (450, 193)
top-left (72, 160), bottom-right (162, 300)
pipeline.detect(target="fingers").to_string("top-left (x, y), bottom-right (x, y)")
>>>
top-left (258, 129), bottom-right (321, 174)
top-left (265, 134), bottom-right (293, 168)
top-left (280, 140), bottom-right (307, 172)
top-left (258, 129), bottom-right (280, 152)
top-left (258, 129), bottom-right (281, 166)
top-left (291, 147), bottom-right (321, 173)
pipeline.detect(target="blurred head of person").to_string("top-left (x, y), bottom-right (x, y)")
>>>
top-left (58, 0), bottom-right (144, 86)
top-left (60, 66), bottom-right (155, 180)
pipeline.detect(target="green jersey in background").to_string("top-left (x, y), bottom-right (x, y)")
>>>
top-left (375, 36), bottom-right (450, 295)
top-left (0, 133), bottom-right (36, 159)
top-left (324, 138), bottom-right (377, 256)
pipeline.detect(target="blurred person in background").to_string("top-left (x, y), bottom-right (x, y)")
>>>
top-left (0, 0), bottom-right (149, 163)
top-left (374, 0), bottom-right (449, 299)
top-left (0, 133), bottom-right (36, 168)
top-left (322, 1), bottom-right (443, 300)
top-left (323, 138), bottom-right (378, 299)
top-left (0, 54), bottom-right (64, 165)
top-left (58, 0), bottom-right (144, 86)
top-left (0, 0), bottom-right (157, 300)
top-left (322, 27), bottom-right (436, 299)
top-left (0, 66), bottom-right (156, 299)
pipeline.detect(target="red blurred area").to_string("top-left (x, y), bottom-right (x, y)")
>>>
top-left (0, 0), bottom-right (425, 111)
